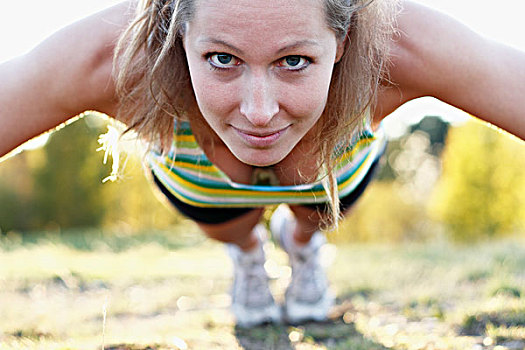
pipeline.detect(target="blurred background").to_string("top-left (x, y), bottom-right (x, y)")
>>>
top-left (0, 0), bottom-right (524, 242)
top-left (1, 111), bottom-right (523, 242)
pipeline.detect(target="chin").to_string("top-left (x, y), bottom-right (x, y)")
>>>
top-left (233, 149), bottom-right (288, 167)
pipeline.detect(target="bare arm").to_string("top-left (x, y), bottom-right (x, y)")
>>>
top-left (0, 1), bottom-right (135, 158)
top-left (377, 0), bottom-right (525, 140)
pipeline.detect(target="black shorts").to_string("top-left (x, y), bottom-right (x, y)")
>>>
top-left (151, 158), bottom-right (381, 225)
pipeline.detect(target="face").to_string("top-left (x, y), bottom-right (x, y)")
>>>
top-left (184, 0), bottom-right (343, 166)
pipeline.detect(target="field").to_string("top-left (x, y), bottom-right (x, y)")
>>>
top-left (0, 225), bottom-right (524, 350)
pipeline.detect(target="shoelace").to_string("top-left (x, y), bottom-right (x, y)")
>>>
top-left (289, 248), bottom-right (326, 303)
top-left (232, 253), bottom-right (273, 308)
top-left (244, 263), bottom-right (273, 307)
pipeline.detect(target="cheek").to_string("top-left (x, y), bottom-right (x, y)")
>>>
top-left (186, 57), bottom-right (238, 121)
top-left (283, 71), bottom-right (332, 121)
top-left (193, 79), bottom-right (229, 117)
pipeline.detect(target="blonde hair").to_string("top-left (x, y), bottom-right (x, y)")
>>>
top-left (115, 0), bottom-right (399, 226)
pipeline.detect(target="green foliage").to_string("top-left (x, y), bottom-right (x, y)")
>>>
top-left (0, 113), bottom-right (182, 232)
top-left (409, 115), bottom-right (449, 156)
top-left (490, 285), bottom-right (522, 299)
top-left (99, 154), bottom-right (184, 230)
top-left (0, 226), bottom-right (202, 253)
top-left (0, 151), bottom-right (43, 231)
top-left (460, 308), bottom-right (525, 336)
top-left (376, 116), bottom-right (449, 182)
top-left (486, 323), bottom-right (525, 343)
top-left (463, 269), bottom-right (491, 283)
top-left (430, 120), bottom-right (525, 241)
top-left (402, 296), bottom-right (445, 321)
top-left (333, 182), bottom-right (432, 243)
top-left (31, 116), bottom-right (108, 228)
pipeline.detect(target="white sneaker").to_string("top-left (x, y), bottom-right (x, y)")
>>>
top-left (227, 224), bottom-right (281, 328)
top-left (270, 205), bottom-right (335, 324)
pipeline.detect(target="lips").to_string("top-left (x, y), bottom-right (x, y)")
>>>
top-left (232, 125), bottom-right (290, 147)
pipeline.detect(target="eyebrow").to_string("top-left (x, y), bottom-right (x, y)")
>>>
top-left (197, 37), bottom-right (323, 56)
top-left (275, 40), bottom-right (323, 55)
top-left (198, 38), bottom-right (246, 55)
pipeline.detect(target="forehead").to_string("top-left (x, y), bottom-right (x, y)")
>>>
top-left (188, 0), bottom-right (332, 50)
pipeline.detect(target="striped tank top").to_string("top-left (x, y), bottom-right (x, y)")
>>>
top-left (148, 121), bottom-right (386, 208)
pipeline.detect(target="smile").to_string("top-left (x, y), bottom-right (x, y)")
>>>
top-left (232, 126), bottom-right (290, 148)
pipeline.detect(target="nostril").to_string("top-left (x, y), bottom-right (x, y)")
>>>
top-left (240, 105), bottom-right (279, 126)
top-left (240, 98), bottom-right (279, 127)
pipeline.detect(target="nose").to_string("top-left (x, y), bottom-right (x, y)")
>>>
top-left (239, 71), bottom-right (279, 126)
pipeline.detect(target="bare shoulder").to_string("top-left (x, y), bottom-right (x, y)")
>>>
top-left (376, 0), bottom-right (525, 139)
top-left (0, 1), bottom-right (136, 157)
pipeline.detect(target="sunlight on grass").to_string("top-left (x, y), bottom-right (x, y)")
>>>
top-left (1, 231), bottom-right (524, 349)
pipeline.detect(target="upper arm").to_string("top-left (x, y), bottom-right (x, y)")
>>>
top-left (0, 1), bottom-right (135, 158)
top-left (377, 0), bottom-right (525, 140)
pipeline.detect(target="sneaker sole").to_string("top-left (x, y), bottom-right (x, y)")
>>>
top-left (284, 291), bottom-right (335, 324)
top-left (233, 303), bottom-right (282, 328)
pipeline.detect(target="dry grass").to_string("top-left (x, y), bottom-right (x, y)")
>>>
top-left (0, 228), bottom-right (524, 349)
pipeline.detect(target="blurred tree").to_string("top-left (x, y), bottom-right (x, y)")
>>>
top-left (430, 120), bottom-right (525, 241)
top-left (0, 113), bottom-right (182, 232)
top-left (332, 181), bottom-right (432, 243)
top-left (377, 116), bottom-right (449, 181)
top-left (101, 155), bottom-right (184, 230)
top-left (93, 115), bottom-right (184, 230)
top-left (332, 116), bottom-right (450, 243)
top-left (409, 116), bottom-right (449, 156)
top-left (0, 153), bottom-right (37, 231)
top-left (31, 115), bottom-right (109, 228)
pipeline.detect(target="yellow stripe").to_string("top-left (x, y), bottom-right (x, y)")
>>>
top-left (335, 136), bottom-right (375, 165)
top-left (176, 135), bottom-right (197, 143)
top-left (337, 142), bottom-right (377, 191)
top-left (156, 162), bottom-right (328, 198)
top-left (159, 158), bottom-right (222, 176)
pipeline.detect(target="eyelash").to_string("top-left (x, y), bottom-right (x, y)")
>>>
top-left (205, 53), bottom-right (312, 72)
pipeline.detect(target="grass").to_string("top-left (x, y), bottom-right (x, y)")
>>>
top-left (0, 227), bottom-right (524, 350)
